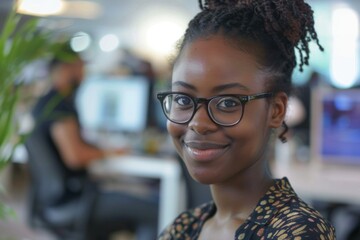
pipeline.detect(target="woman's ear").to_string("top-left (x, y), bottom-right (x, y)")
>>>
top-left (268, 92), bottom-right (288, 128)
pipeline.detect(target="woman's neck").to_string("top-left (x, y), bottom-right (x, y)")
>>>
top-left (210, 167), bottom-right (273, 221)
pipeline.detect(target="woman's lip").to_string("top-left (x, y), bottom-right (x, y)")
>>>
top-left (184, 142), bottom-right (229, 162)
top-left (184, 141), bottom-right (229, 149)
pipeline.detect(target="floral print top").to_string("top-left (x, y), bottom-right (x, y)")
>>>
top-left (158, 177), bottom-right (336, 240)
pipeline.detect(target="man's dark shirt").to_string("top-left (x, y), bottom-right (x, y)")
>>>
top-left (31, 88), bottom-right (87, 204)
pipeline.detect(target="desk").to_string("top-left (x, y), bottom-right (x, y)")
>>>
top-left (272, 162), bottom-right (360, 206)
top-left (89, 154), bottom-right (183, 233)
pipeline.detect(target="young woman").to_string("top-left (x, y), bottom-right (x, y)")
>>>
top-left (156, 0), bottom-right (336, 239)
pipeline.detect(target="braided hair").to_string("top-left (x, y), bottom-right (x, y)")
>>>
top-left (175, 0), bottom-right (323, 142)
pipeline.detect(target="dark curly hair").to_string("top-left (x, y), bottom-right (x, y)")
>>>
top-left (174, 0), bottom-right (323, 142)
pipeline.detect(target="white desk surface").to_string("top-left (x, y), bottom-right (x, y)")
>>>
top-left (90, 153), bottom-right (360, 233)
top-left (89, 154), bottom-right (183, 233)
top-left (272, 161), bottom-right (360, 206)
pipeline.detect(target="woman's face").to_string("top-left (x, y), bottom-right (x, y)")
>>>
top-left (168, 36), bottom-right (286, 185)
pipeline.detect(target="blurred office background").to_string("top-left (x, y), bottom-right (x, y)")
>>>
top-left (0, 0), bottom-right (360, 239)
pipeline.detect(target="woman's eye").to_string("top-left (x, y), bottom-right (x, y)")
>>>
top-left (174, 95), bottom-right (192, 106)
top-left (217, 97), bottom-right (241, 109)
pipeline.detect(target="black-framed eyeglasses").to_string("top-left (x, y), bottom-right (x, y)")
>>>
top-left (156, 92), bottom-right (273, 127)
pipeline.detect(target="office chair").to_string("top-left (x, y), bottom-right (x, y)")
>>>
top-left (25, 127), bottom-right (159, 240)
top-left (25, 128), bottom-right (98, 240)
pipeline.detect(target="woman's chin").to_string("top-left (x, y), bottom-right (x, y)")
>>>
top-left (188, 168), bottom-right (220, 185)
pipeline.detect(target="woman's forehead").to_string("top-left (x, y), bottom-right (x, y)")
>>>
top-left (176, 36), bottom-right (262, 70)
top-left (172, 36), bottom-right (267, 92)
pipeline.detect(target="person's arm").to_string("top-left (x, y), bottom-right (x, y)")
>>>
top-left (51, 116), bottom-right (127, 169)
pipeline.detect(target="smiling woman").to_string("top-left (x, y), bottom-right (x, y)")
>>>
top-left (156, 0), bottom-right (336, 239)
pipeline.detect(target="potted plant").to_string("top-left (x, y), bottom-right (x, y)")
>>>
top-left (0, 9), bottom-right (60, 220)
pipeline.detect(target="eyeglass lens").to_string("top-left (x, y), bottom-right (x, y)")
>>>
top-left (162, 93), bottom-right (244, 125)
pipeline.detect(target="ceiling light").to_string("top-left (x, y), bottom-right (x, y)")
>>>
top-left (17, 0), bottom-right (64, 16)
top-left (144, 20), bottom-right (184, 57)
top-left (330, 4), bottom-right (359, 89)
top-left (70, 32), bottom-right (92, 52)
top-left (99, 34), bottom-right (120, 52)
top-left (60, 1), bottom-right (102, 19)
top-left (16, 0), bottom-right (102, 19)
top-left (332, 6), bottom-right (359, 39)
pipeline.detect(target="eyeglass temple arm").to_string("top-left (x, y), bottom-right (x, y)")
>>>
top-left (248, 93), bottom-right (273, 101)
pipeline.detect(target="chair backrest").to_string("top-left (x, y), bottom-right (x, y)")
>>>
top-left (25, 128), bottom-right (66, 205)
top-left (25, 128), bottom-right (98, 240)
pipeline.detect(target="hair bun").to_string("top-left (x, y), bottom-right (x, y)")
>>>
top-left (199, 0), bottom-right (252, 10)
top-left (198, 0), bottom-right (323, 71)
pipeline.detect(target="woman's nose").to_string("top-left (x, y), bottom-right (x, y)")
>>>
top-left (188, 105), bottom-right (218, 135)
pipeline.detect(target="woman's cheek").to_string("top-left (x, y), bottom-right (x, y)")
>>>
top-left (167, 121), bottom-right (186, 151)
top-left (167, 121), bottom-right (183, 136)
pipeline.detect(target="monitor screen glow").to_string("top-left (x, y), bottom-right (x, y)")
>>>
top-left (311, 88), bottom-right (360, 165)
top-left (76, 75), bottom-right (149, 133)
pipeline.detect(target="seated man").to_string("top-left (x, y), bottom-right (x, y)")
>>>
top-left (28, 44), bottom-right (158, 240)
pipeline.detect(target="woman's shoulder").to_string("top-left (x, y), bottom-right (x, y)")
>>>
top-left (263, 178), bottom-right (336, 239)
top-left (266, 197), bottom-right (336, 239)
top-left (158, 201), bottom-right (214, 240)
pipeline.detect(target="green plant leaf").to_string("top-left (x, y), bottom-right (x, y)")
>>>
top-left (0, 9), bottom-right (65, 221)
top-left (0, 10), bottom-right (20, 59)
top-left (0, 202), bottom-right (16, 220)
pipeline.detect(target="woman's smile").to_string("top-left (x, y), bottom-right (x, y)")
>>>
top-left (184, 140), bottom-right (230, 162)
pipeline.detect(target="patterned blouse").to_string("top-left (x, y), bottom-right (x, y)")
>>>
top-left (158, 177), bottom-right (336, 240)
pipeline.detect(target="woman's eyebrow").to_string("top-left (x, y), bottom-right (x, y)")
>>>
top-left (212, 83), bottom-right (250, 93)
top-left (171, 81), bottom-right (250, 92)
top-left (171, 81), bottom-right (196, 90)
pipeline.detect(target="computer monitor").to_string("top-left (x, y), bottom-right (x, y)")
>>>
top-left (311, 88), bottom-right (360, 165)
top-left (76, 75), bottom-right (150, 133)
